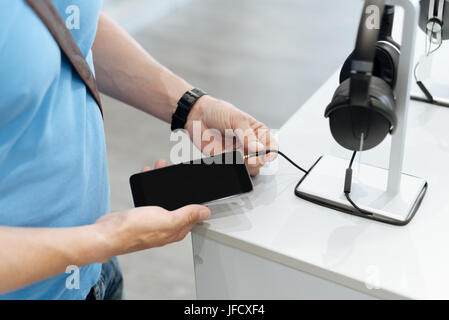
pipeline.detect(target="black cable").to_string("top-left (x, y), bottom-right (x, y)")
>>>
top-left (348, 150), bottom-right (356, 169)
top-left (344, 151), bottom-right (372, 216)
top-left (245, 149), bottom-right (309, 174)
top-left (413, 28), bottom-right (443, 105)
top-left (414, 61), bottom-right (435, 103)
top-left (410, 94), bottom-right (449, 108)
top-left (247, 149), bottom-right (371, 215)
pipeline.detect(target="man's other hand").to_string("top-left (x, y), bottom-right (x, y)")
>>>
top-left (94, 159), bottom-right (210, 257)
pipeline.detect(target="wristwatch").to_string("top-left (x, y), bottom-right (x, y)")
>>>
top-left (171, 88), bottom-right (207, 131)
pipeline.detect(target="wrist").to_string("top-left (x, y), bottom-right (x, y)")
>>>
top-left (91, 212), bottom-right (128, 262)
top-left (171, 88), bottom-right (208, 131)
top-left (185, 94), bottom-right (210, 126)
top-left (169, 84), bottom-right (194, 118)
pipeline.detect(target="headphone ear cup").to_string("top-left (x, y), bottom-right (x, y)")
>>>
top-left (339, 41), bottom-right (400, 89)
top-left (325, 77), bottom-right (397, 151)
top-left (374, 41), bottom-right (399, 89)
top-left (368, 76), bottom-right (397, 129)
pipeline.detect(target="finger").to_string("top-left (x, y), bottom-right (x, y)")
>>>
top-left (250, 121), bottom-right (278, 162)
top-left (233, 116), bottom-right (265, 155)
top-left (172, 204), bottom-right (211, 228)
top-left (260, 130), bottom-right (279, 162)
top-left (248, 166), bottom-right (260, 177)
top-left (141, 166), bottom-right (151, 172)
top-left (154, 159), bottom-right (168, 169)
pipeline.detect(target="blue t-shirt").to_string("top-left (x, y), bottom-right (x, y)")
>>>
top-left (0, 0), bottom-right (109, 299)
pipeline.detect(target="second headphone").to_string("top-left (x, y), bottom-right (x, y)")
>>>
top-left (419, 0), bottom-right (449, 42)
top-left (325, 0), bottom-right (399, 151)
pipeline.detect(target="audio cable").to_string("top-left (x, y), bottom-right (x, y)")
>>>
top-left (343, 151), bottom-right (373, 216)
top-left (411, 25), bottom-right (449, 108)
top-left (244, 150), bottom-right (309, 174)
top-left (245, 149), bottom-right (371, 215)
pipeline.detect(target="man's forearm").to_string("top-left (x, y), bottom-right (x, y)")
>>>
top-left (92, 13), bottom-right (192, 123)
top-left (0, 224), bottom-right (113, 294)
top-left (0, 203), bottom-right (211, 294)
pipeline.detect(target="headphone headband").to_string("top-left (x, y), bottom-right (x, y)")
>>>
top-left (353, 0), bottom-right (385, 68)
top-left (350, 0), bottom-right (386, 106)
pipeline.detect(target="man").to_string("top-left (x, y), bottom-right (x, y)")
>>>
top-left (0, 1), bottom-right (277, 299)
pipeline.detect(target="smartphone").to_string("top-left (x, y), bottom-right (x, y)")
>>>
top-left (129, 151), bottom-right (253, 210)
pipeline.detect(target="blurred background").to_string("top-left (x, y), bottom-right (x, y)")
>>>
top-left (101, 0), bottom-right (362, 299)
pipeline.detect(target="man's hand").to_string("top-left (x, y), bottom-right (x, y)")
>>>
top-left (95, 204), bottom-right (210, 256)
top-left (185, 96), bottom-right (278, 176)
top-left (0, 159), bottom-right (210, 294)
top-left (93, 14), bottom-right (277, 176)
top-left (94, 159), bottom-right (210, 257)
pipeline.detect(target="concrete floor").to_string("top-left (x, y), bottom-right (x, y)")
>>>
top-left (103, 0), bottom-right (362, 299)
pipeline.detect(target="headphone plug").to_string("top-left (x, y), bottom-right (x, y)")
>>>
top-left (344, 168), bottom-right (353, 194)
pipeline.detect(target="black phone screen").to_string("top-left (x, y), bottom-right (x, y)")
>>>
top-left (129, 151), bottom-right (253, 210)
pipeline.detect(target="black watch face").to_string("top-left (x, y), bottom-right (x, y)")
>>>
top-left (172, 89), bottom-right (205, 131)
top-left (191, 88), bottom-right (205, 97)
top-left (183, 91), bottom-right (197, 105)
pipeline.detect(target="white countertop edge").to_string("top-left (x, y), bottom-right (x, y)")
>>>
top-left (192, 225), bottom-right (409, 300)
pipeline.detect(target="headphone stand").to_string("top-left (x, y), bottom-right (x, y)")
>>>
top-left (296, 0), bottom-right (428, 225)
top-left (410, 93), bottom-right (449, 108)
top-left (295, 155), bottom-right (427, 225)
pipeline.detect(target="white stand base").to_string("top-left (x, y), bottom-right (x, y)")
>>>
top-left (295, 155), bottom-right (427, 225)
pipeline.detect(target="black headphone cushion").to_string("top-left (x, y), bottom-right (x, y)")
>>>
top-left (327, 77), bottom-right (397, 128)
top-left (339, 41), bottom-right (400, 89)
top-left (324, 77), bottom-right (398, 150)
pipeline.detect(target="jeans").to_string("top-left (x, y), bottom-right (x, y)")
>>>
top-left (86, 257), bottom-right (124, 300)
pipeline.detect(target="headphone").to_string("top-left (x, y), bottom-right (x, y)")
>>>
top-left (419, 0), bottom-right (449, 43)
top-left (325, 0), bottom-right (399, 151)
top-left (412, 0), bottom-right (449, 106)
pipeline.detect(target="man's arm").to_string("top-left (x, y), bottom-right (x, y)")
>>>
top-left (92, 13), bottom-right (190, 123)
top-left (0, 224), bottom-right (111, 294)
top-left (0, 203), bottom-right (210, 294)
top-left (92, 13), bottom-right (278, 176)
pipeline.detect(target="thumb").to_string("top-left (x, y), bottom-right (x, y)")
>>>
top-left (172, 205), bottom-right (211, 227)
top-left (233, 117), bottom-right (264, 154)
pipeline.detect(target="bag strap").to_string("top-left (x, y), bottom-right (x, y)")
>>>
top-left (25, 0), bottom-right (103, 118)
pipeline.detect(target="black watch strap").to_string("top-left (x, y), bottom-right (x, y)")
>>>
top-left (171, 88), bottom-right (207, 131)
